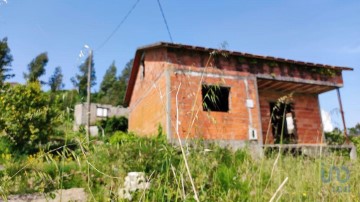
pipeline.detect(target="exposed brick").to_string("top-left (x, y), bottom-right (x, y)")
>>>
top-left (259, 90), bottom-right (323, 144)
top-left (128, 46), bottom-right (345, 145)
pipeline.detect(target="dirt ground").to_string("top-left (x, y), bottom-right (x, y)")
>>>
top-left (2, 188), bottom-right (86, 202)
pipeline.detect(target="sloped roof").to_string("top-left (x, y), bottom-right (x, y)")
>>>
top-left (136, 42), bottom-right (353, 70)
top-left (124, 42), bottom-right (353, 106)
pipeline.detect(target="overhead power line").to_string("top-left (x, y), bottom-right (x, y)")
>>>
top-left (156, 0), bottom-right (173, 43)
top-left (96, 0), bottom-right (141, 51)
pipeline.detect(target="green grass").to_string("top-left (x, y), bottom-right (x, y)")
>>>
top-left (0, 133), bottom-right (359, 201)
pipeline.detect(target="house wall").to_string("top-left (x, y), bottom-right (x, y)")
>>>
top-left (128, 48), bottom-right (168, 136)
top-left (259, 90), bottom-right (323, 144)
top-left (163, 47), bottom-right (263, 143)
top-left (127, 46), bottom-right (340, 146)
top-left (169, 72), bottom-right (261, 142)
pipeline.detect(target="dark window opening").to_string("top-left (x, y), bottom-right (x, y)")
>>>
top-left (270, 102), bottom-right (297, 144)
top-left (140, 53), bottom-right (145, 80)
top-left (202, 85), bottom-right (230, 112)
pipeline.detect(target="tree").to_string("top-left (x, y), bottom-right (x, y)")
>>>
top-left (24, 52), bottom-right (48, 83)
top-left (0, 37), bottom-right (14, 87)
top-left (48, 66), bottom-right (64, 92)
top-left (97, 61), bottom-right (119, 105)
top-left (349, 123), bottom-right (360, 136)
top-left (96, 59), bottom-right (132, 106)
top-left (0, 82), bottom-right (62, 154)
top-left (71, 55), bottom-right (96, 99)
top-left (117, 59), bottom-right (133, 105)
top-left (99, 61), bottom-right (117, 98)
top-left (119, 59), bottom-right (133, 84)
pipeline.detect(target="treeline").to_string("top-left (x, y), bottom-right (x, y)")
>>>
top-left (0, 36), bottom-right (133, 154)
top-left (0, 37), bottom-right (132, 106)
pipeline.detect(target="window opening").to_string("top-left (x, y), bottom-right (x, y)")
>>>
top-left (96, 107), bottom-right (108, 117)
top-left (202, 85), bottom-right (230, 112)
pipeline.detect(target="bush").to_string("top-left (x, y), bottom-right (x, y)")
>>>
top-left (109, 131), bottom-right (136, 145)
top-left (324, 128), bottom-right (346, 145)
top-left (0, 82), bottom-right (63, 154)
top-left (350, 135), bottom-right (360, 154)
top-left (97, 116), bottom-right (128, 135)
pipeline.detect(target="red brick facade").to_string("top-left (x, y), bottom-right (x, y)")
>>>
top-left (128, 48), bottom-right (168, 136)
top-left (259, 90), bottom-right (323, 144)
top-left (125, 42), bottom-right (351, 146)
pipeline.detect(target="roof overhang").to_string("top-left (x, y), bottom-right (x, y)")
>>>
top-left (124, 42), bottom-right (353, 106)
top-left (257, 77), bottom-right (341, 94)
top-left (134, 42), bottom-right (353, 71)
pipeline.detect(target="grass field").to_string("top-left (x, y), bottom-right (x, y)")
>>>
top-left (1, 132), bottom-right (359, 201)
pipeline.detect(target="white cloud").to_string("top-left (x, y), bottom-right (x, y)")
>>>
top-left (321, 109), bottom-right (334, 132)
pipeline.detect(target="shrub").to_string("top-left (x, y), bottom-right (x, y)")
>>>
top-left (324, 128), bottom-right (346, 145)
top-left (0, 82), bottom-right (62, 154)
top-left (97, 116), bottom-right (128, 135)
top-left (350, 135), bottom-right (360, 154)
top-left (109, 131), bottom-right (136, 145)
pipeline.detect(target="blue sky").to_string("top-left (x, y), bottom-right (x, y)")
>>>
top-left (0, 0), bottom-right (359, 128)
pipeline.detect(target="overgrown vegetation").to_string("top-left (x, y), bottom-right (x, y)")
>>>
top-left (0, 37), bottom-right (359, 201)
top-left (0, 85), bottom-right (359, 201)
top-left (0, 37), bottom-right (14, 87)
top-left (97, 116), bottom-right (128, 135)
top-left (1, 133), bottom-right (359, 201)
top-left (325, 128), bottom-right (346, 145)
top-left (0, 82), bottom-right (63, 154)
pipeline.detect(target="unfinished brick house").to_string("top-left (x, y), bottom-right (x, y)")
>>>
top-left (124, 42), bottom-right (352, 149)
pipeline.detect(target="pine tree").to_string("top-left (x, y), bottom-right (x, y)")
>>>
top-left (0, 37), bottom-right (14, 87)
top-left (24, 52), bottom-right (48, 84)
top-left (98, 61), bottom-right (118, 105)
top-left (71, 55), bottom-right (96, 99)
top-left (119, 59), bottom-right (133, 84)
top-left (96, 59), bottom-right (133, 106)
top-left (99, 62), bottom-right (117, 97)
top-left (48, 66), bottom-right (64, 92)
top-left (117, 59), bottom-right (133, 105)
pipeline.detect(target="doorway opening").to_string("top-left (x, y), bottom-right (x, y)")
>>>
top-left (270, 102), bottom-right (297, 144)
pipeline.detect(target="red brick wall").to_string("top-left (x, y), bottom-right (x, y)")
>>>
top-left (128, 47), bottom-right (331, 144)
top-left (168, 69), bottom-right (261, 141)
top-left (259, 90), bottom-right (323, 144)
top-left (165, 49), bottom-right (261, 141)
top-left (128, 48), bottom-right (168, 136)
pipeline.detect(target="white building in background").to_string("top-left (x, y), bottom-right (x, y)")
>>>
top-left (74, 103), bottom-right (128, 135)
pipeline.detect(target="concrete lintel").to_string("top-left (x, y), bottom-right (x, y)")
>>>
top-left (256, 74), bottom-right (343, 87)
top-left (174, 69), bottom-right (255, 80)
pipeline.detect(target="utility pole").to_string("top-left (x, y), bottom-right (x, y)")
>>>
top-left (86, 49), bottom-right (92, 145)
top-left (336, 88), bottom-right (349, 143)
